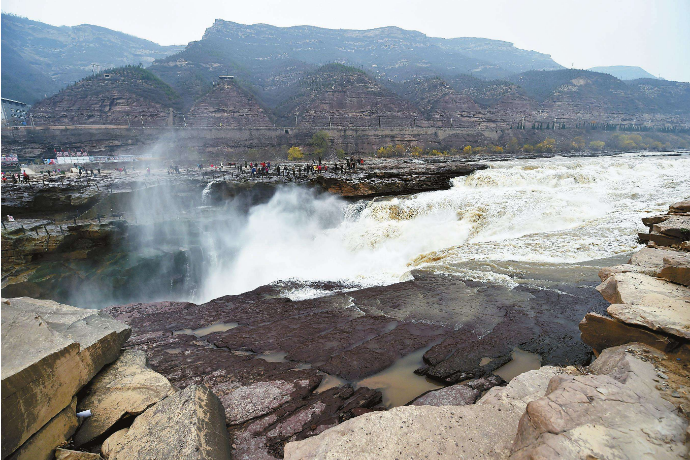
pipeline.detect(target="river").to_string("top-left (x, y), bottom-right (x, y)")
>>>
top-left (193, 152), bottom-right (690, 304)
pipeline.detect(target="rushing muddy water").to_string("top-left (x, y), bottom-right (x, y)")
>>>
top-left (193, 152), bottom-right (690, 301)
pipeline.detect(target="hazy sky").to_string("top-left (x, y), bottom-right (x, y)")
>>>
top-left (3, 0), bottom-right (690, 82)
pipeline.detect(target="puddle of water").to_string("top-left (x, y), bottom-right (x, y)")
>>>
top-left (479, 357), bottom-right (493, 366)
top-left (259, 351), bottom-right (288, 363)
top-left (295, 362), bottom-right (312, 369)
top-left (173, 322), bottom-right (238, 337)
top-left (493, 348), bottom-right (541, 382)
top-left (355, 345), bottom-right (444, 408)
top-left (315, 373), bottom-right (348, 394)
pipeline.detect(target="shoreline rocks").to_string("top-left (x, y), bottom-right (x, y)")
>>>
top-left (1, 298), bottom-right (130, 460)
top-left (101, 385), bottom-right (232, 460)
top-left (284, 366), bottom-right (565, 459)
top-left (580, 200), bottom-right (690, 357)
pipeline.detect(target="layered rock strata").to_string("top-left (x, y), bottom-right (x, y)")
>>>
top-left (580, 200), bottom-right (690, 356)
top-left (1, 298), bottom-right (130, 460)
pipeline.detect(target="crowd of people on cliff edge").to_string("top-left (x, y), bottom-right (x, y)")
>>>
top-left (213, 157), bottom-right (365, 180)
top-left (1, 156), bottom-right (367, 186)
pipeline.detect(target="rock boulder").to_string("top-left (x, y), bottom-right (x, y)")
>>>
top-left (409, 375), bottom-right (503, 406)
top-left (510, 345), bottom-right (688, 459)
top-left (102, 384), bottom-right (232, 460)
top-left (284, 367), bottom-right (562, 460)
top-left (73, 349), bottom-right (175, 446)
top-left (1, 298), bottom-right (130, 458)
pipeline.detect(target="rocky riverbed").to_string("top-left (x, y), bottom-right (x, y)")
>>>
top-left (2, 155), bottom-right (689, 459)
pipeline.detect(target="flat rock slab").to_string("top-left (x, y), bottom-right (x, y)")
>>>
top-left (653, 215), bottom-right (690, 239)
top-left (284, 367), bottom-right (562, 460)
top-left (579, 312), bottom-right (674, 355)
top-left (669, 200), bottom-right (690, 214)
top-left (510, 345), bottom-right (689, 459)
top-left (596, 272), bottom-right (690, 340)
top-left (409, 375), bottom-right (503, 407)
top-left (103, 384), bottom-right (232, 460)
top-left (1, 298), bottom-right (130, 458)
top-left (608, 302), bottom-right (690, 340)
top-left (659, 252), bottom-right (690, 286)
top-left (107, 271), bottom-right (607, 458)
top-left (74, 349), bottom-right (175, 446)
top-left (229, 385), bottom-right (382, 459)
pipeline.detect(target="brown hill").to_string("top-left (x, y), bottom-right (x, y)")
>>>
top-left (277, 64), bottom-right (421, 128)
top-left (186, 78), bottom-right (273, 128)
top-left (29, 66), bottom-right (180, 127)
top-left (392, 77), bottom-right (482, 128)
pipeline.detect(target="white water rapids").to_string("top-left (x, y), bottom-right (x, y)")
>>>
top-left (198, 152), bottom-right (690, 302)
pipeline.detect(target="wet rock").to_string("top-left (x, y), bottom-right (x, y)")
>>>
top-left (107, 270), bottom-right (607, 456)
top-left (409, 383), bottom-right (479, 406)
top-left (229, 385), bottom-right (382, 459)
top-left (283, 367), bottom-right (562, 460)
top-left (310, 161), bottom-right (488, 198)
top-left (223, 379), bottom-right (318, 425)
top-left (54, 449), bottom-right (102, 460)
top-left (641, 214), bottom-right (669, 227)
top-left (0, 183), bottom-right (104, 217)
top-left (409, 375), bottom-right (503, 406)
top-left (102, 384), bottom-right (232, 460)
top-left (6, 398), bottom-right (77, 460)
top-left (73, 350), bottom-right (175, 446)
top-left (1, 298), bottom-right (129, 458)
top-left (510, 345), bottom-right (688, 459)
top-left (579, 312), bottom-right (675, 355)
top-left (638, 231), bottom-right (684, 247)
top-left (638, 210), bottom-right (690, 248)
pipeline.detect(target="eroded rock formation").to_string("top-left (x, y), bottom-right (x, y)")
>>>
top-left (1, 298), bottom-right (130, 460)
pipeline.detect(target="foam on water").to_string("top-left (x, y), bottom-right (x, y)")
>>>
top-left (197, 152), bottom-right (690, 301)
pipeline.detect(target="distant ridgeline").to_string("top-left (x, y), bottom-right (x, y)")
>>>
top-left (2, 14), bottom-right (690, 156)
top-left (21, 64), bottom-right (690, 132)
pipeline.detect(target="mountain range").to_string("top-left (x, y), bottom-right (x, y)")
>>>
top-left (4, 14), bottom-right (689, 130)
top-left (1, 14), bottom-right (182, 103)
